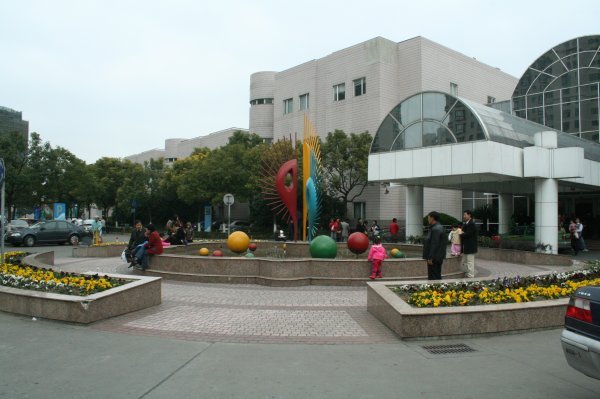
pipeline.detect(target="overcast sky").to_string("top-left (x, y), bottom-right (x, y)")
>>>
top-left (1, 0), bottom-right (598, 163)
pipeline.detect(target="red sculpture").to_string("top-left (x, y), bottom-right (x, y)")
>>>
top-left (347, 232), bottom-right (370, 255)
top-left (275, 160), bottom-right (298, 241)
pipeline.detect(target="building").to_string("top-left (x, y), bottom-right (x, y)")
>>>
top-left (0, 106), bottom-right (28, 142)
top-left (125, 127), bottom-right (249, 165)
top-left (368, 35), bottom-right (600, 250)
top-left (250, 36), bottom-right (518, 223)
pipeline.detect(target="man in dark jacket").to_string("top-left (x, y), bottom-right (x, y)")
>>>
top-left (128, 220), bottom-right (146, 251)
top-left (422, 211), bottom-right (446, 280)
top-left (460, 210), bottom-right (478, 278)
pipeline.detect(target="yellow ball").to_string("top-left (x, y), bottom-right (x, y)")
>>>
top-left (199, 247), bottom-right (210, 256)
top-left (390, 248), bottom-right (399, 257)
top-left (227, 231), bottom-right (250, 254)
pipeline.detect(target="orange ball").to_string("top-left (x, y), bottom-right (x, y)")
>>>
top-left (227, 231), bottom-right (250, 254)
top-left (199, 248), bottom-right (209, 256)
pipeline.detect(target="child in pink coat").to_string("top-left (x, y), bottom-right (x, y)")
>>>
top-left (367, 236), bottom-right (387, 280)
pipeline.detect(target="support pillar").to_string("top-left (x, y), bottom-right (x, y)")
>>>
top-left (534, 178), bottom-right (558, 254)
top-left (498, 194), bottom-right (513, 235)
top-left (406, 185), bottom-right (424, 239)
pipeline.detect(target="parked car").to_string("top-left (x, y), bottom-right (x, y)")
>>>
top-left (5, 220), bottom-right (91, 247)
top-left (228, 220), bottom-right (252, 233)
top-left (561, 286), bottom-right (600, 380)
top-left (82, 219), bottom-right (95, 232)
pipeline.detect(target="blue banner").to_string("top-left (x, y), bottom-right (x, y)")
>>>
top-left (53, 203), bottom-right (66, 220)
top-left (203, 205), bottom-right (212, 232)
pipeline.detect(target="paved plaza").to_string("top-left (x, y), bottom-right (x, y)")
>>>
top-left (48, 250), bottom-right (587, 345)
top-left (1, 245), bottom-right (600, 398)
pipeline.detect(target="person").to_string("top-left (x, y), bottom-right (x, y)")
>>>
top-left (460, 210), bottom-right (478, 278)
top-left (165, 223), bottom-right (186, 246)
top-left (91, 216), bottom-right (103, 245)
top-left (569, 219), bottom-right (582, 255)
top-left (575, 218), bottom-right (588, 252)
top-left (184, 222), bottom-right (195, 243)
top-left (355, 218), bottom-right (365, 234)
top-left (423, 211), bottom-right (446, 280)
top-left (127, 220), bottom-right (146, 266)
top-left (389, 218), bottom-right (400, 243)
top-left (132, 224), bottom-right (163, 270)
top-left (367, 236), bottom-right (387, 280)
top-left (370, 220), bottom-right (381, 242)
top-left (329, 218), bottom-right (337, 240)
top-left (449, 224), bottom-right (463, 256)
top-left (340, 219), bottom-right (350, 242)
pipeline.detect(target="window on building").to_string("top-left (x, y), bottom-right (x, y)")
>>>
top-left (284, 98), bottom-right (293, 114)
top-left (353, 202), bottom-right (365, 220)
top-left (450, 82), bottom-right (458, 96)
top-left (487, 96), bottom-right (496, 104)
top-left (334, 83), bottom-right (345, 101)
top-left (354, 77), bottom-right (366, 96)
top-left (250, 98), bottom-right (274, 105)
top-left (299, 93), bottom-right (309, 110)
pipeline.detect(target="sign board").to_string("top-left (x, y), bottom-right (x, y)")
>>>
top-left (53, 203), bottom-right (66, 220)
top-left (223, 193), bottom-right (234, 206)
top-left (203, 205), bottom-right (212, 232)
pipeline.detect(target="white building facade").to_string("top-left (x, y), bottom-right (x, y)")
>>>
top-left (250, 36), bottom-right (518, 223)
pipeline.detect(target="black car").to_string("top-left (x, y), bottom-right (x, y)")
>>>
top-left (5, 220), bottom-right (91, 247)
top-left (561, 286), bottom-right (600, 379)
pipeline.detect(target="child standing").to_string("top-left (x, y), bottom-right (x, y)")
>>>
top-left (449, 224), bottom-right (463, 256)
top-left (367, 236), bottom-right (387, 280)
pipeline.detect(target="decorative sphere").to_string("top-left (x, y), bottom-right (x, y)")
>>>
top-left (309, 235), bottom-right (338, 259)
top-left (390, 248), bottom-right (399, 257)
top-left (212, 250), bottom-right (223, 257)
top-left (199, 248), bottom-right (209, 256)
top-left (248, 243), bottom-right (257, 252)
top-left (393, 250), bottom-right (405, 259)
top-left (227, 231), bottom-right (250, 254)
top-left (347, 232), bottom-right (369, 255)
top-left (245, 252), bottom-right (255, 258)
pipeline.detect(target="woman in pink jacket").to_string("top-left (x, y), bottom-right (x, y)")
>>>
top-left (367, 236), bottom-right (387, 280)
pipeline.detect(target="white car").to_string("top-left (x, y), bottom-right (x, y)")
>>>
top-left (561, 286), bottom-right (600, 380)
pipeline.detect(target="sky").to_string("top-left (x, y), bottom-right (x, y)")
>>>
top-left (1, 0), bottom-right (599, 163)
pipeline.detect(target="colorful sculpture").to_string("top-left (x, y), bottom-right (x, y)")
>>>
top-left (199, 247), bottom-right (210, 256)
top-left (309, 235), bottom-right (337, 258)
top-left (347, 232), bottom-right (370, 255)
top-left (227, 231), bottom-right (250, 254)
top-left (302, 115), bottom-right (322, 241)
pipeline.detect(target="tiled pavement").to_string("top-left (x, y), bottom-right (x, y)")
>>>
top-left (53, 254), bottom-right (589, 345)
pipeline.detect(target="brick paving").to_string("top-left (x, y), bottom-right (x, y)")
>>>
top-left (54, 252), bottom-right (591, 345)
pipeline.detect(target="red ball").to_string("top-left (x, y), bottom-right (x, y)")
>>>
top-left (212, 250), bottom-right (223, 257)
top-left (347, 232), bottom-right (369, 255)
top-left (248, 243), bottom-right (257, 252)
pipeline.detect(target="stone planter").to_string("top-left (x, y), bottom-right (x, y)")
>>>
top-left (367, 278), bottom-right (568, 339)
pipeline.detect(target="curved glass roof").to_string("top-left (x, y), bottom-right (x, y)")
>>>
top-left (512, 35), bottom-right (600, 141)
top-left (371, 91), bottom-right (600, 162)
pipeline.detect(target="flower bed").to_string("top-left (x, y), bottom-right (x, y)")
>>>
top-left (91, 241), bottom-right (128, 247)
top-left (393, 262), bottom-right (600, 307)
top-left (1, 251), bottom-right (129, 296)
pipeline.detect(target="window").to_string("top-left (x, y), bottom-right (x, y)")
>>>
top-left (353, 202), bottom-right (365, 219)
top-left (354, 77), bottom-right (366, 96)
top-left (284, 98), bottom-right (293, 114)
top-left (487, 96), bottom-right (496, 104)
top-left (450, 82), bottom-right (458, 96)
top-left (333, 83), bottom-right (345, 101)
top-left (299, 93), bottom-right (309, 110)
top-left (250, 98), bottom-right (274, 105)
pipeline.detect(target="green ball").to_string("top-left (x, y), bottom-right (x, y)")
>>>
top-left (394, 250), bottom-right (405, 258)
top-left (309, 235), bottom-right (338, 259)
top-left (245, 252), bottom-right (255, 258)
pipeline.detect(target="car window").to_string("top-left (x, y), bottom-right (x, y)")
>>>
top-left (11, 220), bottom-right (29, 228)
top-left (57, 221), bottom-right (71, 230)
top-left (44, 222), bottom-right (58, 230)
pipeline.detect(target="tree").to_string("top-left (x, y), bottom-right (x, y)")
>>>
top-left (91, 157), bottom-right (139, 219)
top-left (320, 130), bottom-right (372, 217)
top-left (227, 131), bottom-right (264, 148)
top-left (0, 131), bottom-right (30, 218)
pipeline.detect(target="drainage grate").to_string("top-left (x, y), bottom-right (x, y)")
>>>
top-left (420, 343), bottom-right (477, 355)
